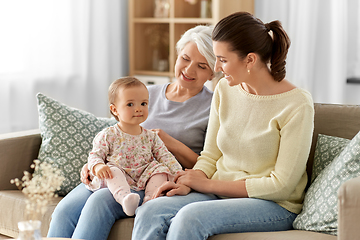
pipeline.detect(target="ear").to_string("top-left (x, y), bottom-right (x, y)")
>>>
top-left (246, 53), bottom-right (257, 69)
top-left (110, 104), bottom-right (118, 116)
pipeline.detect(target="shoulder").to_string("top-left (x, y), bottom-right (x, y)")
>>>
top-left (142, 128), bottom-right (156, 138)
top-left (147, 83), bottom-right (168, 94)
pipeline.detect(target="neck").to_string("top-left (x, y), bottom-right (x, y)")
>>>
top-left (242, 65), bottom-right (294, 95)
top-left (166, 82), bottom-right (202, 102)
top-left (117, 122), bottom-right (142, 135)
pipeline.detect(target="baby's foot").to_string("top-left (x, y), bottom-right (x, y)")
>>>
top-left (121, 193), bottom-right (140, 216)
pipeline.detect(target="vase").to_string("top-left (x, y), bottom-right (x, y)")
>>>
top-left (17, 220), bottom-right (42, 240)
top-left (154, 0), bottom-right (170, 18)
top-left (200, 0), bottom-right (212, 18)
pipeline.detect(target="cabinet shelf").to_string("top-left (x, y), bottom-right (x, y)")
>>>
top-left (133, 18), bottom-right (213, 24)
top-left (129, 0), bottom-right (254, 85)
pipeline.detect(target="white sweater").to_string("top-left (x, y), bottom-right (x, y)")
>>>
top-left (194, 78), bottom-right (314, 214)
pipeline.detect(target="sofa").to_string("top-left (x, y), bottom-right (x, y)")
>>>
top-left (0, 102), bottom-right (360, 240)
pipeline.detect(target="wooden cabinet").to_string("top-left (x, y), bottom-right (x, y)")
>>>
top-left (128, 0), bottom-right (254, 83)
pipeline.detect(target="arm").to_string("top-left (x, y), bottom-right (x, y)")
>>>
top-left (176, 169), bottom-right (249, 198)
top-left (337, 176), bottom-right (360, 240)
top-left (0, 129), bottom-right (41, 191)
top-left (245, 103), bottom-right (314, 200)
top-left (87, 130), bottom-right (113, 179)
top-left (151, 132), bottom-right (182, 174)
top-left (152, 128), bottom-right (199, 169)
top-left (192, 86), bottom-right (222, 178)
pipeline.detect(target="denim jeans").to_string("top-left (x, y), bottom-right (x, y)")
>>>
top-left (132, 192), bottom-right (297, 240)
top-left (47, 183), bottom-right (144, 240)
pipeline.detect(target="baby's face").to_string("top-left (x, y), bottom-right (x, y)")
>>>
top-left (112, 85), bottom-right (149, 126)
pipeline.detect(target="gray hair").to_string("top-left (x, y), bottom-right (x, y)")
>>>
top-left (176, 25), bottom-right (222, 81)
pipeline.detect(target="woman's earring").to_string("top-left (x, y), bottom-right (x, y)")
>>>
top-left (247, 69), bottom-right (250, 74)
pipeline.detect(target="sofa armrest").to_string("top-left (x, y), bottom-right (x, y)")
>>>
top-left (0, 129), bottom-right (42, 191)
top-left (337, 176), bottom-right (360, 240)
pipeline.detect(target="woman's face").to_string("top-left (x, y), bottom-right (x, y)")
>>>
top-left (174, 42), bottom-right (213, 90)
top-left (213, 41), bottom-right (247, 86)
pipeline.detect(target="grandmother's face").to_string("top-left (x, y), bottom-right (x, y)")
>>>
top-left (174, 42), bottom-right (213, 91)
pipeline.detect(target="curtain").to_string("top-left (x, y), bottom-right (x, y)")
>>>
top-left (255, 0), bottom-right (360, 104)
top-left (0, 0), bottom-right (129, 134)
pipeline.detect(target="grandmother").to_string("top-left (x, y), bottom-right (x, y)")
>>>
top-left (47, 25), bottom-right (221, 240)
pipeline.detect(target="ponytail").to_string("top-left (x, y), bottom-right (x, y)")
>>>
top-left (265, 21), bottom-right (290, 82)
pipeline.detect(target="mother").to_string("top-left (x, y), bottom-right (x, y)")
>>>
top-left (46, 25), bottom-right (221, 240)
top-left (132, 12), bottom-right (314, 240)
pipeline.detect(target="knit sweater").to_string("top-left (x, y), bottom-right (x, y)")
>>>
top-left (193, 78), bottom-right (314, 214)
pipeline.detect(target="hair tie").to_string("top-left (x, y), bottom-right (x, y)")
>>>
top-left (265, 23), bottom-right (271, 32)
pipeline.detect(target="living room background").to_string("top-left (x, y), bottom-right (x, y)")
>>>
top-left (0, 0), bottom-right (359, 134)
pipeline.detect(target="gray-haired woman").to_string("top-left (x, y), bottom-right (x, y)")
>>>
top-left (47, 25), bottom-right (221, 240)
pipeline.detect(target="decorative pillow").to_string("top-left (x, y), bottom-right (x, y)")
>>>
top-left (293, 130), bottom-right (360, 235)
top-left (37, 93), bottom-right (117, 196)
top-left (311, 134), bottom-right (350, 182)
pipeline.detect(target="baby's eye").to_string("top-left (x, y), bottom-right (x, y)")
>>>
top-left (127, 103), bottom-right (133, 107)
top-left (141, 102), bottom-right (147, 106)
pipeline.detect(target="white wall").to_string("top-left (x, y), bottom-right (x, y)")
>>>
top-left (255, 0), bottom-right (360, 105)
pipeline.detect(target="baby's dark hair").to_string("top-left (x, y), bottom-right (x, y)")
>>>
top-left (108, 76), bottom-right (146, 120)
top-left (212, 12), bottom-right (290, 82)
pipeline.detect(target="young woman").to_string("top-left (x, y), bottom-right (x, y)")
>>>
top-left (47, 25), bottom-right (221, 240)
top-left (132, 12), bottom-right (314, 240)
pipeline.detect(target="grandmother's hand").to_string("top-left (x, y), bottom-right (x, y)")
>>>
top-left (151, 129), bottom-right (174, 149)
top-left (152, 181), bottom-right (191, 199)
top-left (80, 163), bottom-right (91, 184)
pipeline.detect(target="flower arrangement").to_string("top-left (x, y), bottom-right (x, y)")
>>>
top-left (11, 160), bottom-right (65, 221)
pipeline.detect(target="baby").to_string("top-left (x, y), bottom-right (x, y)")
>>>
top-left (85, 76), bottom-right (182, 216)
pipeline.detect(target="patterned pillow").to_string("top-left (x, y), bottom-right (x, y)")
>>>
top-left (293, 130), bottom-right (360, 235)
top-left (311, 134), bottom-right (350, 182)
top-left (37, 93), bottom-right (117, 196)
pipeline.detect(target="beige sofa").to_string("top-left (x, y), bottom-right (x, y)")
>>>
top-left (1, 103), bottom-right (360, 240)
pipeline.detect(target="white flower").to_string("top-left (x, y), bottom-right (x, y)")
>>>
top-left (11, 160), bottom-right (65, 221)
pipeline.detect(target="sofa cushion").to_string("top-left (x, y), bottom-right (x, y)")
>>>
top-left (293, 130), bottom-right (360, 235)
top-left (36, 93), bottom-right (117, 196)
top-left (311, 134), bottom-right (350, 182)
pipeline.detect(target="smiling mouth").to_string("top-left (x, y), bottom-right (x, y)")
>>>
top-left (223, 72), bottom-right (231, 79)
top-left (182, 72), bottom-right (195, 80)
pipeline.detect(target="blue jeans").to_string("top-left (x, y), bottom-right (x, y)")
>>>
top-left (132, 192), bottom-right (297, 240)
top-left (47, 183), bottom-right (144, 240)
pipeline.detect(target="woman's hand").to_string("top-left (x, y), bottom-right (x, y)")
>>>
top-left (152, 181), bottom-right (191, 199)
top-left (151, 129), bottom-right (173, 147)
top-left (80, 163), bottom-right (91, 184)
top-left (175, 169), bottom-right (210, 193)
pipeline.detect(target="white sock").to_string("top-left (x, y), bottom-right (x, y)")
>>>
top-left (120, 193), bottom-right (140, 216)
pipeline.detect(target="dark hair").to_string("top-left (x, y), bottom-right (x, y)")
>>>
top-left (108, 76), bottom-right (147, 120)
top-left (212, 12), bottom-right (290, 82)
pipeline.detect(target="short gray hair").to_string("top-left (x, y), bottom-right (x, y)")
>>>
top-left (176, 25), bottom-right (222, 81)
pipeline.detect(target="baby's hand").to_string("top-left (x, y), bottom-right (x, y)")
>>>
top-left (94, 164), bottom-right (113, 179)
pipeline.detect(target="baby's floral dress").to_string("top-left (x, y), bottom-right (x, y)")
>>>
top-left (87, 124), bottom-right (182, 191)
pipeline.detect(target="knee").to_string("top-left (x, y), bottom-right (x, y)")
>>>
top-left (172, 202), bottom-right (203, 227)
top-left (51, 203), bottom-right (69, 221)
top-left (136, 197), bottom-right (161, 217)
